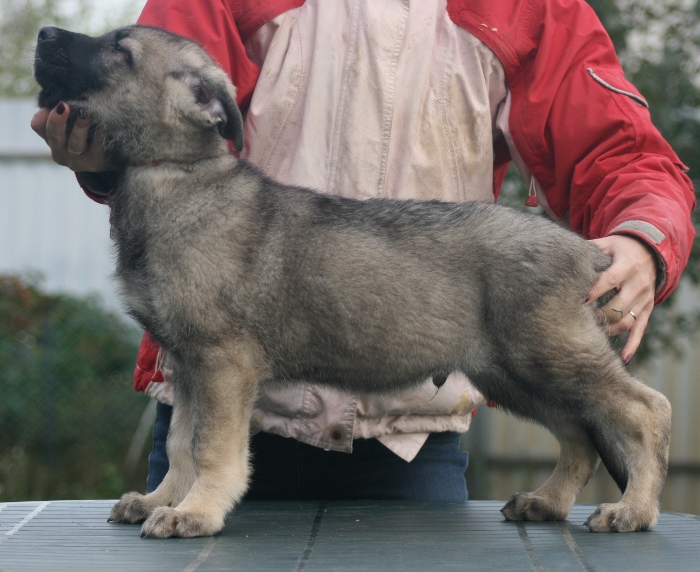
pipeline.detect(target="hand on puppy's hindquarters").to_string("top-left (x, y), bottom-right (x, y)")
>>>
top-left (587, 235), bottom-right (657, 364)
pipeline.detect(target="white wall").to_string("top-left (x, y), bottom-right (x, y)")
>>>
top-left (0, 98), bottom-right (124, 315)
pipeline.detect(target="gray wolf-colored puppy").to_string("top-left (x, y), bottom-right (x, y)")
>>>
top-left (34, 25), bottom-right (671, 538)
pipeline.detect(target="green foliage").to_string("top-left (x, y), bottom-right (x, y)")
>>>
top-left (590, 1), bottom-right (700, 189)
top-left (1, 0), bottom-right (82, 97)
top-left (0, 0), bottom-right (143, 97)
top-left (0, 274), bottom-right (149, 501)
top-left (589, 0), bottom-right (700, 360)
top-left (501, 1), bottom-right (700, 362)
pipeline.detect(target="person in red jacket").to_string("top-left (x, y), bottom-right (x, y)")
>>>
top-left (32, 0), bottom-right (695, 501)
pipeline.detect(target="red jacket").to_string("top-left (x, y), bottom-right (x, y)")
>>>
top-left (129, 0), bottom-right (695, 391)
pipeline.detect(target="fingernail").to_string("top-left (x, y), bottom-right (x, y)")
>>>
top-left (624, 354), bottom-right (632, 366)
top-left (583, 294), bottom-right (590, 304)
top-left (56, 102), bottom-right (66, 115)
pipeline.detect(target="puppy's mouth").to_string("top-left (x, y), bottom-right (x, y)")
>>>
top-left (34, 26), bottom-right (101, 108)
top-left (35, 29), bottom-right (70, 107)
top-left (34, 54), bottom-right (68, 108)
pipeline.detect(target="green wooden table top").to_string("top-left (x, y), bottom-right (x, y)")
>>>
top-left (1, 500), bottom-right (699, 571)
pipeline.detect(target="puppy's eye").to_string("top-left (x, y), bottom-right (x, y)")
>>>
top-left (114, 42), bottom-right (133, 65)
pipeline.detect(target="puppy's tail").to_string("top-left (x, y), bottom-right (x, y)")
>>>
top-left (586, 423), bottom-right (629, 493)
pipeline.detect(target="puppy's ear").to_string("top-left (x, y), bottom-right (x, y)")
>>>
top-left (173, 71), bottom-right (245, 152)
top-left (209, 80), bottom-right (244, 152)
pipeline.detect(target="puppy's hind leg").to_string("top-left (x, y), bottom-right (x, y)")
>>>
top-left (501, 422), bottom-right (600, 522)
top-left (492, 298), bottom-right (670, 532)
top-left (583, 366), bottom-right (671, 533)
top-left (532, 312), bottom-right (673, 532)
top-left (140, 338), bottom-right (267, 539)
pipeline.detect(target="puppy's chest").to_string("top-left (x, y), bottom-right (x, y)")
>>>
top-left (111, 186), bottom-right (181, 274)
top-left (112, 175), bottom-right (236, 288)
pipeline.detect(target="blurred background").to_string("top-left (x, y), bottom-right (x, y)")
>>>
top-left (1, 0), bottom-right (699, 513)
top-left (0, 0), bottom-right (151, 502)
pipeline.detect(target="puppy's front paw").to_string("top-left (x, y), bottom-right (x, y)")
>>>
top-left (109, 492), bottom-right (153, 524)
top-left (501, 492), bottom-right (568, 522)
top-left (585, 503), bottom-right (656, 532)
top-left (140, 506), bottom-right (224, 538)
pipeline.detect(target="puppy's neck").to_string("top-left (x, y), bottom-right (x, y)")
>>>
top-left (129, 159), bottom-right (163, 168)
top-left (129, 159), bottom-right (163, 167)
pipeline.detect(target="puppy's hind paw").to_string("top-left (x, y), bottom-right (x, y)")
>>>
top-left (109, 492), bottom-right (153, 524)
top-left (501, 492), bottom-right (569, 522)
top-left (585, 503), bottom-right (657, 532)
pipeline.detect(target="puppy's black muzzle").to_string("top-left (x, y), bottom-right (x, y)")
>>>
top-left (34, 26), bottom-right (104, 108)
top-left (37, 26), bottom-right (63, 45)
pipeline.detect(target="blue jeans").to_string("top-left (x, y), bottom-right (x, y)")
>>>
top-left (147, 401), bottom-right (468, 501)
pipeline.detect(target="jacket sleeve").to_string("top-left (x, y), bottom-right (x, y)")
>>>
top-left (513, 0), bottom-right (695, 303)
top-left (450, 0), bottom-right (695, 303)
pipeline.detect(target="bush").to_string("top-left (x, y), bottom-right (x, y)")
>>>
top-left (0, 274), bottom-right (150, 501)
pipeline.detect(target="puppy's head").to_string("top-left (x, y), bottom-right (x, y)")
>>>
top-left (34, 25), bottom-right (244, 164)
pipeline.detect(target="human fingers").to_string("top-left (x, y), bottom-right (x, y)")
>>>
top-left (588, 236), bottom-right (656, 298)
top-left (41, 102), bottom-right (113, 171)
top-left (588, 236), bottom-right (657, 316)
top-left (599, 293), bottom-right (624, 324)
top-left (588, 235), bottom-right (657, 361)
top-left (595, 276), bottom-right (654, 364)
top-left (599, 281), bottom-right (654, 333)
top-left (30, 107), bottom-right (52, 141)
top-left (67, 108), bottom-right (116, 172)
top-left (601, 276), bottom-right (654, 336)
top-left (65, 105), bottom-right (92, 156)
top-left (42, 101), bottom-right (76, 167)
top-left (621, 300), bottom-right (652, 364)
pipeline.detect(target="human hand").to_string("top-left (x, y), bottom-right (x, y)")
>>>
top-left (586, 235), bottom-right (658, 364)
top-left (31, 102), bottom-right (115, 172)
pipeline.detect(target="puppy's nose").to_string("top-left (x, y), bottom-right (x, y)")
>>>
top-left (38, 26), bottom-right (59, 42)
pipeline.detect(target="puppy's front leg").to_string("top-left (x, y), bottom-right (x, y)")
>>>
top-left (109, 395), bottom-right (196, 525)
top-left (140, 339), bottom-right (266, 538)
